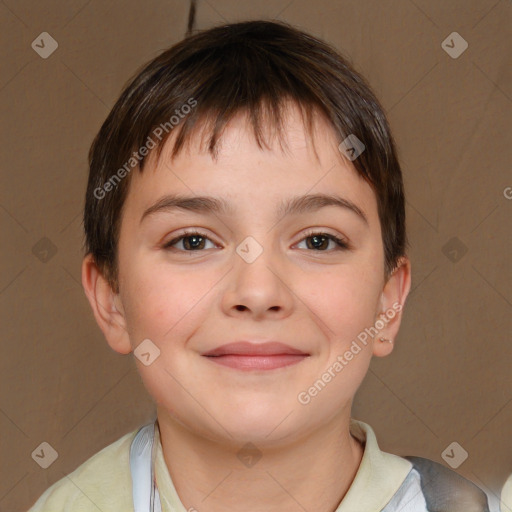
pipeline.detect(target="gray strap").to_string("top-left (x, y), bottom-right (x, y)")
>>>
top-left (404, 456), bottom-right (490, 512)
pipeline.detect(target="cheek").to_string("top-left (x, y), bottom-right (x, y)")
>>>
top-left (299, 263), bottom-right (382, 342)
top-left (121, 258), bottom-right (217, 342)
top-left (119, 259), bottom-right (215, 411)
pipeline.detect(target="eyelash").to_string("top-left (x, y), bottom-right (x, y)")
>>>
top-left (162, 229), bottom-right (350, 252)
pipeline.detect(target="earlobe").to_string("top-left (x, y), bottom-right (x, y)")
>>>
top-left (372, 257), bottom-right (412, 358)
top-left (81, 254), bottom-right (132, 355)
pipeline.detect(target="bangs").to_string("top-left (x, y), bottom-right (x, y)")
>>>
top-left (151, 98), bottom-right (327, 166)
top-left (124, 29), bottom-right (342, 170)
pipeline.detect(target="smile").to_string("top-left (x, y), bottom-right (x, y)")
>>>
top-left (202, 341), bottom-right (310, 371)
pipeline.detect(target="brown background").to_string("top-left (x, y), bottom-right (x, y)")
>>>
top-left (1, 1), bottom-right (511, 511)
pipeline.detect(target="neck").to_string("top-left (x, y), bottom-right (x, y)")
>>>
top-left (156, 408), bottom-right (364, 512)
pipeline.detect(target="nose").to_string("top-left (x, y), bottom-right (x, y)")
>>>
top-left (221, 240), bottom-right (295, 321)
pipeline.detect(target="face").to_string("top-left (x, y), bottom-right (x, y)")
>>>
top-left (84, 103), bottom-right (410, 447)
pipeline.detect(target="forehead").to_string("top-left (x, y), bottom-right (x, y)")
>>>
top-left (122, 104), bottom-right (379, 228)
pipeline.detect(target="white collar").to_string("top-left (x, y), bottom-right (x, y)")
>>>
top-left (150, 418), bottom-right (412, 512)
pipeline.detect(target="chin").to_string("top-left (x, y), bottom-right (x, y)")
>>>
top-left (215, 400), bottom-right (303, 444)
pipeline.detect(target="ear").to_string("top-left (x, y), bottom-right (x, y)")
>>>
top-left (372, 256), bottom-right (412, 358)
top-left (81, 253), bottom-right (132, 355)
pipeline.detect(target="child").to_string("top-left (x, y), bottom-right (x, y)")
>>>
top-left (28, 19), bottom-right (491, 512)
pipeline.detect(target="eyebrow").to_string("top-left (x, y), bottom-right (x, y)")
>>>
top-left (140, 192), bottom-right (368, 225)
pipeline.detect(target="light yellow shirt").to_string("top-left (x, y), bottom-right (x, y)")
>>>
top-left (502, 473), bottom-right (512, 512)
top-left (27, 418), bottom-right (413, 512)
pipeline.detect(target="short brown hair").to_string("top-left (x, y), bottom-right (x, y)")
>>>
top-left (84, 20), bottom-right (408, 293)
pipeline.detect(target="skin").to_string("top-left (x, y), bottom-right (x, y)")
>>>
top-left (82, 103), bottom-right (411, 512)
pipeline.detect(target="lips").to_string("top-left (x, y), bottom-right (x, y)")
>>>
top-left (202, 341), bottom-right (309, 371)
top-left (202, 341), bottom-right (308, 357)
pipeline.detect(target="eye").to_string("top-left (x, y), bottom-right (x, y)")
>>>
top-left (162, 230), bottom-right (217, 251)
top-left (162, 230), bottom-right (350, 253)
top-left (296, 231), bottom-right (350, 251)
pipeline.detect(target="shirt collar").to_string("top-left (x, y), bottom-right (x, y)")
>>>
top-left (154, 418), bottom-right (413, 512)
top-left (333, 418), bottom-right (413, 511)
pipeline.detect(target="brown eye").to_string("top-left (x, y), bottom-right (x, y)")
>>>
top-left (163, 231), bottom-right (215, 251)
top-left (297, 232), bottom-right (349, 251)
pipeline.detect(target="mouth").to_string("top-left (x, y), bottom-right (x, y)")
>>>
top-left (202, 341), bottom-right (310, 371)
